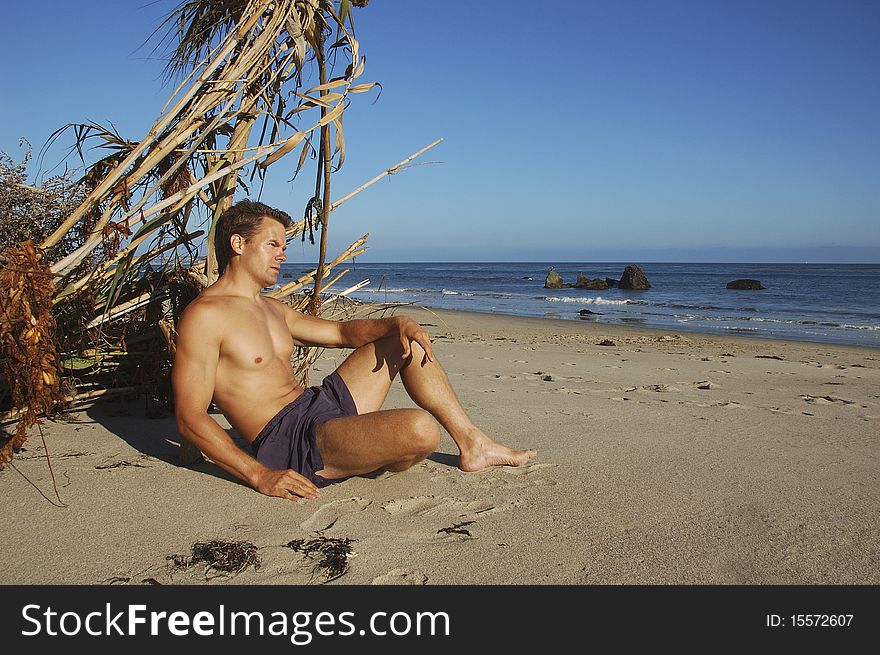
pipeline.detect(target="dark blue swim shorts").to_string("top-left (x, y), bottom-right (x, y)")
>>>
top-left (251, 371), bottom-right (358, 487)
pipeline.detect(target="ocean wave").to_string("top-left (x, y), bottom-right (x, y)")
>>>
top-left (440, 289), bottom-right (505, 298)
top-left (542, 296), bottom-right (631, 305)
top-left (370, 287), bottom-right (514, 300)
top-left (725, 316), bottom-right (878, 330)
top-left (626, 299), bottom-right (747, 312)
top-left (673, 314), bottom-right (880, 332)
top-left (840, 323), bottom-right (880, 331)
top-left (724, 327), bottom-right (761, 333)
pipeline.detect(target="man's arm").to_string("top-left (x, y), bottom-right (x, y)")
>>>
top-left (172, 304), bottom-right (319, 500)
top-left (282, 306), bottom-right (434, 364)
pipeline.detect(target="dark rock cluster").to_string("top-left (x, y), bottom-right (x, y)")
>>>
top-left (726, 279), bottom-right (765, 290)
top-left (544, 264), bottom-right (651, 290)
top-left (543, 266), bottom-right (766, 293)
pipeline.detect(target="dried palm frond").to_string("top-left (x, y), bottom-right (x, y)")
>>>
top-left (0, 1), bottom-right (439, 470)
top-left (0, 242), bottom-right (68, 470)
top-left (1, 1), bottom-right (375, 461)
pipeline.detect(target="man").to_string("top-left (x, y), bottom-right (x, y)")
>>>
top-left (172, 200), bottom-right (535, 501)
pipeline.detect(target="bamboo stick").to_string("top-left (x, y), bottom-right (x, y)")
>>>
top-left (331, 138), bottom-right (443, 210)
top-left (325, 278), bottom-right (370, 303)
top-left (86, 292), bottom-right (161, 329)
top-left (309, 25), bottom-right (334, 317)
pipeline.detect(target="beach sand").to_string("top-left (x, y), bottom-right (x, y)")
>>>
top-left (2, 305), bottom-right (878, 585)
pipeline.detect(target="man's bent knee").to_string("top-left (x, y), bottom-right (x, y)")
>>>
top-left (374, 334), bottom-right (430, 365)
top-left (406, 409), bottom-right (441, 455)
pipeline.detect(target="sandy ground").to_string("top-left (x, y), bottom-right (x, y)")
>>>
top-left (1, 305), bottom-right (878, 585)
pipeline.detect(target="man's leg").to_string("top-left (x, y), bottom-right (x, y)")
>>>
top-left (314, 408), bottom-right (441, 479)
top-left (316, 334), bottom-right (535, 478)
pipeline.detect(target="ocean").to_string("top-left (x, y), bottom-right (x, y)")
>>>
top-left (279, 262), bottom-right (880, 348)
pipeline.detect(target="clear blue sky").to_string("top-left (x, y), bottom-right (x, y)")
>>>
top-left (2, 1), bottom-right (879, 262)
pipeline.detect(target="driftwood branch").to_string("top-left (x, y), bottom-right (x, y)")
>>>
top-left (331, 138), bottom-right (443, 211)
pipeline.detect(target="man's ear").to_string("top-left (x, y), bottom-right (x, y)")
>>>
top-left (230, 233), bottom-right (245, 255)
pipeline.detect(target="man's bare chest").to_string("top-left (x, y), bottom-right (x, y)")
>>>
top-left (217, 304), bottom-right (294, 371)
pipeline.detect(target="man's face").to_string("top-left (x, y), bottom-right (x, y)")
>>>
top-left (238, 217), bottom-right (287, 287)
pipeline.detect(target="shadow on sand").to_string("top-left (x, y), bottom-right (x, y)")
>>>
top-left (84, 398), bottom-right (248, 490)
top-left (81, 396), bottom-right (457, 491)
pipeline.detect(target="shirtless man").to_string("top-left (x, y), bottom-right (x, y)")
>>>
top-left (172, 200), bottom-right (535, 500)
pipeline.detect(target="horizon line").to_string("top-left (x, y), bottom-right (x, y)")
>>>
top-left (278, 260), bottom-right (880, 266)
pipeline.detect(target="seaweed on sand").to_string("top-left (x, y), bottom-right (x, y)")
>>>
top-left (437, 520), bottom-right (475, 537)
top-left (285, 535), bottom-right (356, 583)
top-left (95, 459), bottom-right (146, 469)
top-left (167, 540), bottom-right (260, 579)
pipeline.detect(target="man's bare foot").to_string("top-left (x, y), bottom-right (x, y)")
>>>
top-left (458, 430), bottom-right (537, 472)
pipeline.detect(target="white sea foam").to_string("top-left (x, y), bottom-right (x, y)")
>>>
top-left (543, 296), bottom-right (631, 305)
top-left (440, 289), bottom-right (487, 297)
top-left (708, 316), bottom-right (878, 331)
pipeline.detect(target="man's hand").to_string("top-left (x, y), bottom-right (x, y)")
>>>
top-left (253, 468), bottom-right (321, 501)
top-left (397, 317), bottom-right (435, 365)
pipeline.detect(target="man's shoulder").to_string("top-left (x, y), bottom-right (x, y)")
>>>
top-left (179, 292), bottom-right (292, 327)
top-left (181, 293), bottom-right (227, 317)
top-left (261, 294), bottom-right (301, 320)
top-left (178, 293), bottom-right (236, 334)
top-left (260, 294), bottom-right (288, 310)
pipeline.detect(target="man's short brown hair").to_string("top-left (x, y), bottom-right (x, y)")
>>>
top-left (214, 200), bottom-right (292, 276)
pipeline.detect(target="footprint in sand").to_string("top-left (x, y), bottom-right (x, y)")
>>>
top-left (382, 497), bottom-right (508, 542)
top-left (503, 463), bottom-right (555, 474)
top-left (429, 461), bottom-right (557, 487)
top-left (371, 569), bottom-right (428, 585)
top-left (382, 496), bottom-right (500, 519)
top-left (300, 497), bottom-right (372, 532)
top-left (627, 384), bottom-right (679, 393)
top-left (499, 462), bottom-right (557, 483)
top-left (801, 394), bottom-right (856, 406)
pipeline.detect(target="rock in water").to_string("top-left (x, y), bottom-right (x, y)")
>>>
top-left (575, 273), bottom-right (609, 290)
top-left (618, 265), bottom-right (651, 289)
top-left (726, 279), bottom-right (765, 290)
top-left (544, 268), bottom-right (564, 289)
